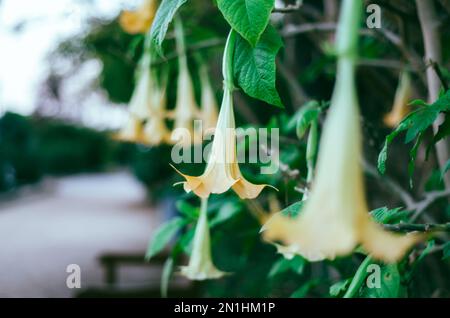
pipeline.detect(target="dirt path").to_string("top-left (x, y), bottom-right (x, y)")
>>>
top-left (0, 171), bottom-right (161, 297)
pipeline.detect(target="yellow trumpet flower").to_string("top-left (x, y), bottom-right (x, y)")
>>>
top-left (173, 89), bottom-right (272, 199)
top-left (119, 0), bottom-right (158, 34)
top-left (128, 55), bottom-right (154, 121)
top-left (172, 31), bottom-right (272, 199)
top-left (180, 198), bottom-right (227, 280)
top-left (384, 71), bottom-right (412, 128)
top-left (262, 0), bottom-right (421, 263)
top-left (143, 77), bottom-right (171, 145)
top-left (199, 65), bottom-right (218, 132)
top-left (171, 61), bottom-right (201, 142)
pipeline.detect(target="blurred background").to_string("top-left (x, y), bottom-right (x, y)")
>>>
top-left (0, 0), bottom-right (449, 298)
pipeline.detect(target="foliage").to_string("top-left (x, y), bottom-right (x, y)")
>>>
top-left (46, 0), bottom-right (450, 298)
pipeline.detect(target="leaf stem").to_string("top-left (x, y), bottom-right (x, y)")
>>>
top-left (343, 256), bottom-right (373, 298)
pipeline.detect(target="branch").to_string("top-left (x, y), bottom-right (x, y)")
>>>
top-left (151, 38), bottom-right (225, 66)
top-left (411, 189), bottom-right (450, 221)
top-left (363, 159), bottom-right (416, 209)
top-left (383, 222), bottom-right (450, 233)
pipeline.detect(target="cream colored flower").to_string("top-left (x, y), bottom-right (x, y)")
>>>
top-left (262, 60), bottom-right (421, 263)
top-left (199, 65), bottom-right (218, 132)
top-left (128, 55), bottom-right (154, 121)
top-left (173, 89), bottom-right (273, 199)
top-left (141, 70), bottom-right (171, 145)
top-left (384, 71), bottom-right (412, 128)
top-left (119, 0), bottom-right (158, 34)
top-left (180, 199), bottom-right (227, 280)
top-left (171, 59), bottom-right (201, 144)
top-left (114, 115), bottom-right (146, 144)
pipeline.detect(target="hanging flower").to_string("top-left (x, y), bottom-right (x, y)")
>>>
top-left (114, 114), bottom-right (146, 144)
top-left (180, 198), bottom-right (227, 280)
top-left (143, 74), bottom-right (171, 145)
top-left (384, 71), bottom-right (412, 128)
top-left (262, 0), bottom-right (421, 263)
top-left (199, 65), bottom-right (218, 132)
top-left (171, 61), bottom-right (201, 143)
top-left (172, 31), bottom-right (273, 199)
top-left (128, 52), bottom-right (159, 121)
top-left (169, 18), bottom-right (201, 145)
top-left (119, 0), bottom-right (158, 34)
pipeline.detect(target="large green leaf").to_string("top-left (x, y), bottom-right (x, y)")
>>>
top-left (210, 201), bottom-right (242, 227)
top-left (329, 279), bottom-right (351, 297)
top-left (268, 255), bottom-right (305, 278)
top-left (145, 217), bottom-right (186, 260)
top-left (378, 90), bottom-right (450, 177)
top-left (234, 25), bottom-right (283, 107)
top-left (217, 0), bottom-right (275, 46)
top-left (149, 0), bottom-right (188, 54)
top-left (360, 264), bottom-right (401, 298)
top-left (443, 241), bottom-right (450, 260)
top-left (370, 207), bottom-right (410, 224)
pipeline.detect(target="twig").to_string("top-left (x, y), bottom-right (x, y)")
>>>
top-left (151, 38), bottom-right (225, 66)
top-left (276, 57), bottom-right (309, 106)
top-left (383, 222), bottom-right (450, 233)
top-left (363, 159), bottom-right (416, 209)
top-left (273, 0), bottom-right (303, 13)
top-left (411, 189), bottom-right (450, 221)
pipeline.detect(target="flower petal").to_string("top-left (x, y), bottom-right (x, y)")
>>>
top-left (359, 218), bottom-right (423, 263)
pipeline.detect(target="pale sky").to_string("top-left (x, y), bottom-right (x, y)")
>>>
top-left (0, 0), bottom-right (140, 128)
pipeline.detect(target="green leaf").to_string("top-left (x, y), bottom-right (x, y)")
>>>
top-left (433, 115), bottom-right (450, 146)
top-left (377, 121), bottom-right (409, 174)
top-left (443, 242), bottom-right (450, 260)
top-left (294, 103), bottom-right (321, 139)
top-left (441, 159), bottom-right (450, 181)
top-left (330, 279), bottom-right (351, 297)
top-left (370, 207), bottom-right (410, 224)
top-left (268, 258), bottom-right (291, 278)
top-left (145, 217), bottom-right (186, 260)
top-left (268, 255), bottom-right (305, 278)
top-left (176, 200), bottom-right (199, 220)
top-left (216, 0), bottom-right (275, 46)
top-left (360, 264), bottom-right (401, 298)
top-left (149, 0), bottom-right (188, 54)
top-left (234, 25), bottom-right (283, 107)
top-left (290, 280), bottom-right (319, 298)
top-left (210, 202), bottom-right (242, 227)
top-left (408, 132), bottom-right (423, 187)
top-left (280, 201), bottom-right (304, 218)
top-left (378, 90), bottom-right (450, 175)
top-left (160, 257), bottom-right (174, 298)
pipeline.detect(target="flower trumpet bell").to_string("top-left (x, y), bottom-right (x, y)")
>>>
top-left (114, 115), bottom-right (146, 144)
top-left (180, 199), bottom-right (226, 280)
top-left (119, 0), bottom-right (158, 34)
top-left (128, 56), bottom-right (155, 121)
top-left (199, 65), bottom-right (218, 132)
top-left (384, 71), bottom-right (412, 128)
top-left (173, 88), bottom-right (272, 199)
top-left (143, 78), bottom-right (171, 145)
top-left (262, 60), bottom-right (422, 263)
top-left (171, 60), bottom-right (201, 144)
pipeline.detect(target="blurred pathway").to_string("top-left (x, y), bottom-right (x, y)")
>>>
top-left (0, 171), bottom-right (161, 297)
